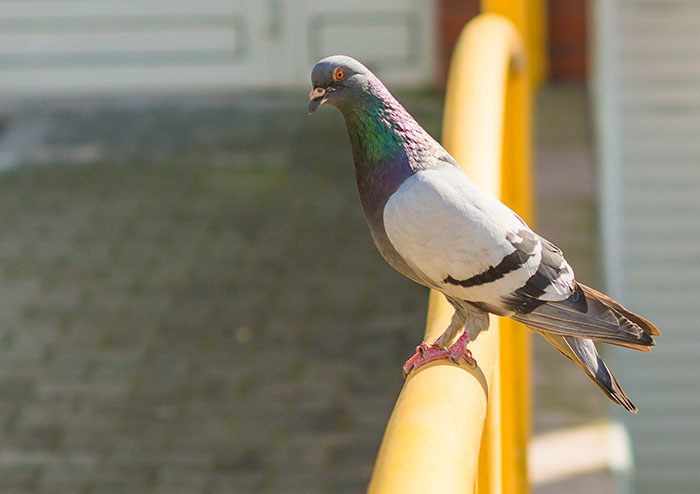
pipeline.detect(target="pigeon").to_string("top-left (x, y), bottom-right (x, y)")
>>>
top-left (308, 55), bottom-right (659, 412)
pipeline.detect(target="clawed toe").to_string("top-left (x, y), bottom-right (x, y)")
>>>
top-left (462, 350), bottom-right (477, 368)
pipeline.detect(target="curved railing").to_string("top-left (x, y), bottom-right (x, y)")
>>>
top-left (368, 11), bottom-right (533, 494)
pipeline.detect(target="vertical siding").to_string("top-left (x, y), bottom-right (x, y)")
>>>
top-left (595, 1), bottom-right (700, 492)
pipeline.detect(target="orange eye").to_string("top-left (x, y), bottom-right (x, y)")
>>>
top-left (333, 68), bottom-right (345, 81)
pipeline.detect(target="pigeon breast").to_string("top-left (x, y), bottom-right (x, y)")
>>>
top-left (383, 164), bottom-right (572, 305)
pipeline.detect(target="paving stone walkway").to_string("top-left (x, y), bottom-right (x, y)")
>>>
top-left (0, 87), bottom-right (607, 493)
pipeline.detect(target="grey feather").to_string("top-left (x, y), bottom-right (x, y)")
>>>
top-left (536, 332), bottom-right (637, 412)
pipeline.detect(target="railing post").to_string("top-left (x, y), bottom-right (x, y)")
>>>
top-left (480, 3), bottom-right (536, 493)
top-left (368, 12), bottom-right (534, 494)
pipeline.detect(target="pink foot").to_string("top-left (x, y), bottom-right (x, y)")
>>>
top-left (402, 332), bottom-right (477, 377)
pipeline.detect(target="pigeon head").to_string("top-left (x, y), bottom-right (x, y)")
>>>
top-left (308, 55), bottom-right (377, 114)
top-left (307, 55), bottom-right (443, 168)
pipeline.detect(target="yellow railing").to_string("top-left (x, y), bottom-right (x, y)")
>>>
top-left (367, 6), bottom-right (536, 494)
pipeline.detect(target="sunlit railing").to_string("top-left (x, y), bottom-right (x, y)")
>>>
top-left (367, 10), bottom-right (534, 494)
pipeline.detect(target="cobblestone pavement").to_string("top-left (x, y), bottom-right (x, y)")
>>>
top-left (0, 87), bottom-right (606, 493)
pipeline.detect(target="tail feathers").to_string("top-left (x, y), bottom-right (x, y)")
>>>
top-left (538, 332), bottom-right (637, 413)
top-left (579, 284), bottom-right (660, 337)
top-left (513, 283), bottom-right (657, 351)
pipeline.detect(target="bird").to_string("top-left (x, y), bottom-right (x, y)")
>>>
top-left (307, 55), bottom-right (659, 412)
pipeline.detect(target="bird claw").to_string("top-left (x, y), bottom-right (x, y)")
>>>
top-left (461, 349), bottom-right (478, 368)
top-left (402, 332), bottom-right (477, 377)
top-left (402, 342), bottom-right (430, 377)
top-left (447, 349), bottom-right (476, 367)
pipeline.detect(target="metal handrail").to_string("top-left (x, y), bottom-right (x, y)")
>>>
top-left (367, 13), bottom-right (533, 494)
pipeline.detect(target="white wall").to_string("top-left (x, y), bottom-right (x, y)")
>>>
top-left (594, 1), bottom-right (700, 492)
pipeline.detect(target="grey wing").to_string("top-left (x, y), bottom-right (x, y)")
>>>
top-left (485, 234), bottom-right (576, 315)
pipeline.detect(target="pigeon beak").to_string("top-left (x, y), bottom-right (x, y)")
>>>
top-left (308, 87), bottom-right (328, 114)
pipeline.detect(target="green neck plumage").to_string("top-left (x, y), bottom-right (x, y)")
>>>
top-left (343, 102), bottom-right (407, 165)
top-left (338, 85), bottom-right (446, 178)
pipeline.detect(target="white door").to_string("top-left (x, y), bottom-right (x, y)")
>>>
top-left (0, 0), bottom-right (436, 97)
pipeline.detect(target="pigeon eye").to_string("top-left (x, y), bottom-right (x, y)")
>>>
top-left (333, 68), bottom-right (345, 81)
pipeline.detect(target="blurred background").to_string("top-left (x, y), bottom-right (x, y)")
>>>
top-left (0, 1), bottom-right (696, 493)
